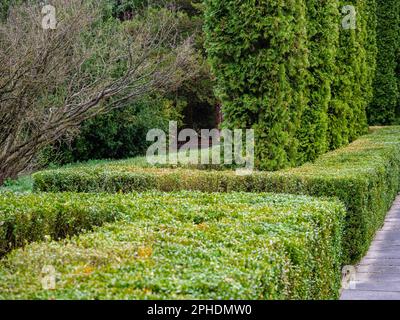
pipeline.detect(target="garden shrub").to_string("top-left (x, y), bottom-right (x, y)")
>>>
top-left (0, 192), bottom-right (345, 300)
top-left (368, 0), bottom-right (400, 125)
top-left (0, 193), bottom-right (130, 256)
top-left (33, 127), bottom-right (400, 263)
top-left (42, 96), bottom-right (176, 166)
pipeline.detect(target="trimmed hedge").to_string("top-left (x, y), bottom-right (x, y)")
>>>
top-left (33, 127), bottom-right (400, 263)
top-left (0, 192), bottom-right (345, 300)
top-left (368, 0), bottom-right (400, 125)
top-left (204, 1), bottom-right (377, 169)
top-left (0, 192), bottom-right (132, 257)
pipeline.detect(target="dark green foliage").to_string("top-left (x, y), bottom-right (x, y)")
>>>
top-left (347, 0), bottom-right (376, 139)
top-left (163, 1), bottom-right (219, 131)
top-left (336, 0), bottom-right (377, 142)
top-left (204, 0), bottom-right (309, 171)
top-left (43, 97), bottom-right (174, 165)
top-left (178, 63), bottom-right (218, 130)
top-left (34, 127), bottom-right (400, 263)
top-left (297, 0), bottom-right (339, 163)
top-left (0, 192), bottom-right (345, 299)
top-left (205, 0), bottom-right (377, 169)
top-left (0, 193), bottom-right (126, 257)
top-left (0, 0), bottom-right (11, 21)
top-left (363, 0), bottom-right (379, 108)
top-left (368, 0), bottom-right (400, 124)
top-left (398, 51), bottom-right (400, 119)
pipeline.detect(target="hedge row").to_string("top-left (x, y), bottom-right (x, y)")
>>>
top-left (0, 192), bottom-right (133, 257)
top-left (368, 0), bottom-right (400, 124)
top-left (33, 127), bottom-right (400, 263)
top-left (0, 192), bottom-right (345, 299)
top-left (204, 1), bottom-right (377, 169)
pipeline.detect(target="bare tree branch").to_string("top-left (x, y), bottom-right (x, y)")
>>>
top-left (0, 0), bottom-right (197, 183)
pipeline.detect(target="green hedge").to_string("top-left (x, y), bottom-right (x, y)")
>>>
top-left (0, 192), bottom-right (135, 257)
top-left (0, 192), bottom-right (345, 300)
top-left (368, 0), bottom-right (400, 125)
top-left (204, 1), bottom-right (377, 169)
top-left (34, 127), bottom-right (400, 263)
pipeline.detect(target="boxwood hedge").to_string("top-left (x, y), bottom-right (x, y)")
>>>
top-left (0, 192), bottom-right (134, 257)
top-left (33, 127), bottom-right (400, 263)
top-left (0, 192), bottom-right (345, 300)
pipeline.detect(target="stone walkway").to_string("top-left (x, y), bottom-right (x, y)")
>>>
top-left (341, 194), bottom-right (400, 300)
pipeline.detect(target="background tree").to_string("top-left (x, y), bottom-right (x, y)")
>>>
top-left (42, 0), bottom-right (218, 165)
top-left (0, 0), bottom-right (196, 184)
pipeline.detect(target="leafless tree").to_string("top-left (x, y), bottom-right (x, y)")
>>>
top-left (0, 0), bottom-right (197, 184)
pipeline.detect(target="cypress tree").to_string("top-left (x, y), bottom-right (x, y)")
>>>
top-left (297, 0), bottom-right (339, 163)
top-left (368, 0), bottom-right (400, 125)
top-left (205, 0), bottom-right (309, 170)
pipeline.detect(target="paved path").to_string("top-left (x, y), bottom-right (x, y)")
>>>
top-left (341, 194), bottom-right (400, 300)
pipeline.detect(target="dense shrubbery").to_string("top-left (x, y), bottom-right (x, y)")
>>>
top-left (103, 0), bottom-right (220, 131)
top-left (0, 0), bottom-right (200, 184)
top-left (2, 1), bottom-right (395, 172)
top-left (204, 0), bottom-right (377, 169)
top-left (42, 96), bottom-right (176, 165)
top-left (0, 193), bottom-right (127, 256)
top-left (0, 0), bottom-right (216, 171)
top-left (34, 127), bottom-right (400, 263)
top-left (2, 0), bottom-right (400, 301)
top-left (40, 0), bottom-right (218, 165)
top-left (368, 0), bottom-right (400, 124)
top-left (0, 192), bottom-right (345, 299)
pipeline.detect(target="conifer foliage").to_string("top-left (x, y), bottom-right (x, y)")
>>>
top-left (368, 0), bottom-right (400, 125)
top-left (205, 0), bottom-right (378, 170)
